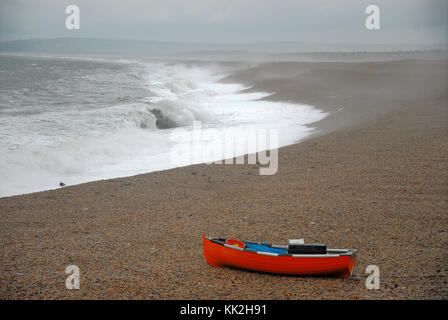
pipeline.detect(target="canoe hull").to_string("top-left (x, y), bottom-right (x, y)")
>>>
top-left (203, 235), bottom-right (356, 278)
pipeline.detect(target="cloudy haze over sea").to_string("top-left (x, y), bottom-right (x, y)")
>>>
top-left (1, 0), bottom-right (446, 46)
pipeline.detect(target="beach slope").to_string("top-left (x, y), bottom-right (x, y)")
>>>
top-left (1, 59), bottom-right (447, 299)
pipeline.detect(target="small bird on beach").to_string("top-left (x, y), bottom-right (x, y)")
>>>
top-left (59, 182), bottom-right (65, 187)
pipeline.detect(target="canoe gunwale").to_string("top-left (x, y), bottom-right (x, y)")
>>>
top-left (205, 235), bottom-right (357, 259)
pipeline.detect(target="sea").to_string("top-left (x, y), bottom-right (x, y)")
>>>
top-left (0, 54), bottom-right (327, 197)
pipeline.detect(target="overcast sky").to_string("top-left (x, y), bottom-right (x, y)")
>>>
top-left (0, 0), bottom-right (446, 45)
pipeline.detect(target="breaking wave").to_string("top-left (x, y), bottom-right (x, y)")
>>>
top-left (0, 58), bottom-right (327, 197)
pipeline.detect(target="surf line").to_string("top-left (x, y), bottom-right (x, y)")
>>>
top-left (169, 121), bottom-right (279, 175)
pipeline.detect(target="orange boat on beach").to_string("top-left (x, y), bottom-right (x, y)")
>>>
top-left (203, 234), bottom-right (357, 278)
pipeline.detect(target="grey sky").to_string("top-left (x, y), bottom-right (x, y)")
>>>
top-left (0, 0), bottom-right (446, 45)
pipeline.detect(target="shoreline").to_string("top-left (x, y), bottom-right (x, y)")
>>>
top-left (228, 59), bottom-right (448, 136)
top-left (0, 56), bottom-right (327, 199)
top-left (1, 58), bottom-right (447, 299)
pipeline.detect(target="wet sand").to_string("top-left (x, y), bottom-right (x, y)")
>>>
top-left (0, 59), bottom-right (447, 299)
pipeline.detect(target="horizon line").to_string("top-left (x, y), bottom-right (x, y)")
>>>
top-left (1, 37), bottom-right (447, 47)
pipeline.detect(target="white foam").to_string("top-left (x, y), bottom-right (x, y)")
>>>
top-left (0, 61), bottom-right (327, 197)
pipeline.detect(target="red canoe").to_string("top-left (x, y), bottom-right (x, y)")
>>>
top-left (203, 234), bottom-right (357, 278)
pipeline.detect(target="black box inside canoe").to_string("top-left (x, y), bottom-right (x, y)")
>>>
top-left (288, 244), bottom-right (327, 254)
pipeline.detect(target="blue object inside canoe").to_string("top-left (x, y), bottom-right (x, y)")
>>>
top-left (244, 242), bottom-right (287, 254)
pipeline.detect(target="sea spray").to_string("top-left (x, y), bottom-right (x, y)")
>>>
top-left (0, 55), bottom-right (327, 197)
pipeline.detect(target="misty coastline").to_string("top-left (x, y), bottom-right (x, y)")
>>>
top-left (1, 38), bottom-right (447, 62)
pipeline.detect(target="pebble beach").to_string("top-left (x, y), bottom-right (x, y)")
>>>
top-left (1, 58), bottom-right (447, 299)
